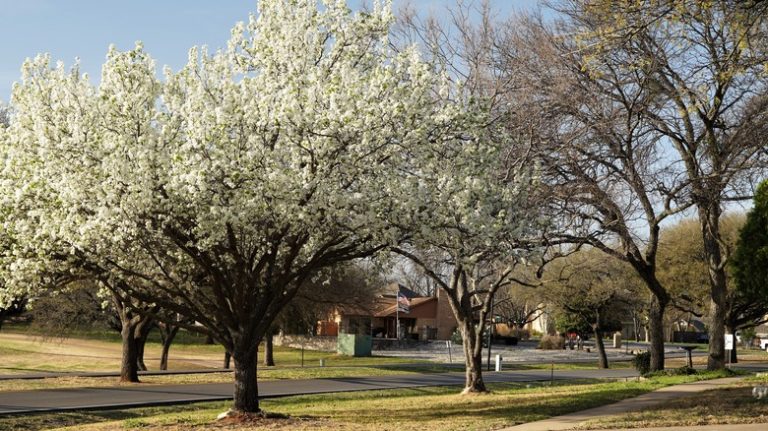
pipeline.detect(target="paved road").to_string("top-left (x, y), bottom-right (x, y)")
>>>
top-left (0, 368), bottom-right (638, 415)
top-left (0, 350), bottom-right (704, 381)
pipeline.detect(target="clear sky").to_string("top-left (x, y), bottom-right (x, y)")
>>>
top-left (0, 0), bottom-right (542, 102)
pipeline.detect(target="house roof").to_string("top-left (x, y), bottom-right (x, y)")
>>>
top-left (333, 283), bottom-right (437, 318)
top-left (373, 296), bottom-right (436, 318)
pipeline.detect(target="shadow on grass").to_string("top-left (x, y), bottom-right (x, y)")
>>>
top-left (0, 380), bottom-right (660, 430)
top-left (0, 401), bottom-right (230, 431)
top-left (261, 380), bottom-right (655, 429)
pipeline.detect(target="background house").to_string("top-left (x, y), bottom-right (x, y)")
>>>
top-left (316, 283), bottom-right (457, 341)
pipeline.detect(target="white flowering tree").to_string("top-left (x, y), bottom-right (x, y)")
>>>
top-left (1, 0), bottom-right (459, 415)
top-left (390, 99), bottom-right (540, 393)
top-left (0, 41), bottom-right (174, 382)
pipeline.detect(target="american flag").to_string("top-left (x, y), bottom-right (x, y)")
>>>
top-left (397, 290), bottom-right (410, 314)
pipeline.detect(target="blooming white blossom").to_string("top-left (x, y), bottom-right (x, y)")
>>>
top-left (0, 0), bottom-right (495, 413)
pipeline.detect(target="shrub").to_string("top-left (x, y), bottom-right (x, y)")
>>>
top-left (632, 351), bottom-right (652, 375)
top-left (450, 328), bottom-right (463, 345)
top-left (538, 334), bottom-right (565, 350)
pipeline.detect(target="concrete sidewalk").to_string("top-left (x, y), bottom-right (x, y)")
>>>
top-left (501, 376), bottom-right (748, 431)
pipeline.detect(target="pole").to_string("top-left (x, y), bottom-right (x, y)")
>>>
top-left (396, 299), bottom-right (400, 341)
top-left (550, 362), bottom-right (554, 384)
top-left (486, 297), bottom-right (494, 371)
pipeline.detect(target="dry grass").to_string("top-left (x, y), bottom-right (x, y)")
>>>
top-left (579, 375), bottom-right (768, 429)
top-left (0, 332), bottom-right (225, 374)
top-left (0, 380), bottom-right (666, 431)
top-left (0, 332), bottom-right (428, 375)
top-left (0, 373), bottom-right (731, 431)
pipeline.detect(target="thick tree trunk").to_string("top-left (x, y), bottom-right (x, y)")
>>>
top-left (232, 350), bottom-right (260, 413)
top-left (648, 295), bottom-right (667, 371)
top-left (159, 326), bottom-right (179, 371)
top-left (136, 340), bottom-right (147, 371)
top-left (593, 327), bottom-right (608, 369)
top-left (708, 284), bottom-right (728, 370)
top-left (459, 320), bottom-right (487, 394)
top-left (120, 321), bottom-right (140, 383)
top-left (264, 332), bottom-right (275, 367)
top-left (223, 351), bottom-right (231, 369)
top-left (135, 320), bottom-right (152, 372)
top-left (701, 206), bottom-right (728, 371)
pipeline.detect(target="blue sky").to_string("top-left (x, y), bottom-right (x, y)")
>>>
top-left (0, 1), bottom-right (542, 102)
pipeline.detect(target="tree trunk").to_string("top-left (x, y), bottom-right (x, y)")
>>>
top-left (593, 327), bottom-right (608, 369)
top-left (632, 314), bottom-right (642, 342)
top-left (136, 339), bottom-right (147, 371)
top-left (647, 295), bottom-right (667, 371)
top-left (264, 332), bottom-right (275, 366)
top-left (459, 320), bottom-right (486, 394)
top-left (232, 350), bottom-right (260, 413)
top-left (223, 351), bottom-right (231, 369)
top-left (135, 320), bottom-right (152, 372)
top-left (699, 203), bottom-right (728, 370)
top-left (707, 277), bottom-right (728, 370)
top-left (120, 320), bottom-right (140, 383)
top-left (159, 326), bottom-right (179, 371)
top-left (727, 324), bottom-right (738, 364)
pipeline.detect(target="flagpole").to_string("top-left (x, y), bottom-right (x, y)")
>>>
top-left (396, 294), bottom-right (400, 341)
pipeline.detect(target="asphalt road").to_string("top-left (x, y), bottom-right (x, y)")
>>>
top-left (0, 368), bottom-right (639, 415)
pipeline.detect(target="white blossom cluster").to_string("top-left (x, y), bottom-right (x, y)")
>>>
top-left (0, 0), bottom-right (535, 323)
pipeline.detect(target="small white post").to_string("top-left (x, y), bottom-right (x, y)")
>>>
top-left (495, 354), bottom-right (502, 372)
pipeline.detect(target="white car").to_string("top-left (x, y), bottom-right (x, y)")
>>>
top-left (761, 339), bottom-right (768, 351)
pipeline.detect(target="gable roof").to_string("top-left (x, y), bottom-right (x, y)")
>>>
top-left (373, 296), bottom-right (436, 317)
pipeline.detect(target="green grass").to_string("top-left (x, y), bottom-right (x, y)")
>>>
top-left (5, 323), bottom-right (213, 346)
top-left (0, 372), bottom-right (733, 431)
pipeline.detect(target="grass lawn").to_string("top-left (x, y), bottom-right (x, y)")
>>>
top-left (0, 330), bottom-right (430, 375)
top-left (579, 374), bottom-right (768, 429)
top-left (0, 373), bottom-right (730, 431)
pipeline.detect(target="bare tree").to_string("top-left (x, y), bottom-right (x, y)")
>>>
top-left (555, 0), bottom-right (768, 369)
top-left (494, 10), bottom-right (693, 371)
top-left (493, 284), bottom-right (544, 337)
top-left (544, 251), bottom-right (640, 369)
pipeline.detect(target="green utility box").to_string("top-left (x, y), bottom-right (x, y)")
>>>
top-left (337, 333), bottom-right (372, 357)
